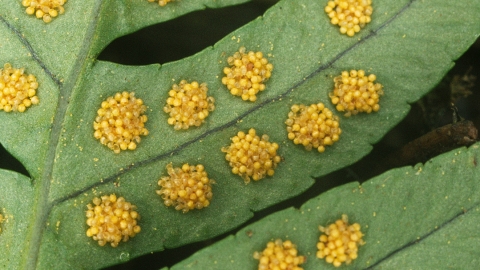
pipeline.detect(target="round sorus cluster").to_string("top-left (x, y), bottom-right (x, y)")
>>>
top-left (85, 194), bottom-right (141, 248)
top-left (221, 47), bottom-right (273, 102)
top-left (21, 0), bottom-right (67, 23)
top-left (329, 70), bottom-right (383, 117)
top-left (147, 0), bottom-right (171, 6)
top-left (317, 214), bottom-right (365, 267)
top-left (324, 0), bottom-right (373, 36)
top-left (222, 128), bottom-right (281, 183)
top-left (93, 92), bottom-right (148, 154)
top-left (156, 163), bottom-right (214, 213)
top-left (253, 239), bottom-right (306, 270)
top-left (163, 80), bottom-right (215, 130)
top-left (0, 63), bottom-right (40, 113)
top-left (285, 103), bottom-right (341, 153)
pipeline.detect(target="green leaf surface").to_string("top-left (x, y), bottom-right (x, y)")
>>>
top-left (0, 170), bottom-right (34, 269)
top-left (171, 143), bottom-right (480, 269)
top-left (0, 0), bottom-right (479, 269)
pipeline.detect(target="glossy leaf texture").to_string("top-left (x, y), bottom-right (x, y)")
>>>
top-left (171, 143), bottom-right (480, 269)
top-left (0, 0), bottom-right (479, 269)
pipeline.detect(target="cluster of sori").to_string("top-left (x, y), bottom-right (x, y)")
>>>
top-left (85, 194), bottom-right (141, 247)
top-left (253, 215), bottom-right (365, 269)
top-left (222, 129), bottom-right (281, 183)
top-left (317, 214), bottom-right (365, 267)
top-left (285, 103), bottom-right (342, 153)
top-left (93, 92), bottom-right (149, 153)
top-left (254, 239), bottom-right (306, 270)
top-left (325, 0), bottom-right (373, 36)
top-left (163, 80), bottom-right (215, 130)
top-left (156, 163), bottom-right (214, 213)
top-left (0, 63), bottom-right (39, 113)
top-left (222, 47), bottom-right (273, 102)
top-left (329, 70), bottom-right (383, 117)
top-left (22, 0), bottom-right (66, 23)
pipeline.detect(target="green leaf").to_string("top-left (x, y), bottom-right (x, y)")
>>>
top-left (170, 143), bottom-right (480, 269)
top-left (0, 170), bottom-right (34, 269)
top-left (0, 0), bottom-right (479, 269)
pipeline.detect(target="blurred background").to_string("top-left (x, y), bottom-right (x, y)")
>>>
top-left (0, 0), bottom-right (478, 269)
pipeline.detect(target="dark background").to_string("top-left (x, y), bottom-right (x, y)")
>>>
top-left (0, 0), bottom-right (478, 269)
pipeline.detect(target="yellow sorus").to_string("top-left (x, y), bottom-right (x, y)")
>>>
top-left (317, 214), bottom-right (365, 267)
top-left (221, 47), bottom-right (273, 102)
top-left (22, 0), bottom-right (67, 23)
top-left (0, 213), bottom-right (3, 233)
top-left (0, 63), bottom-right (39, 113)
top-left (285, 103), bottom-right (341, 153)
top-left (222, 128), bottom-right (281, 183)
top-left (329, 70), bottom-right (383, 117)
top-left (325, 0), bottom-right (373, 36)
top-left (157, 163), bottom-right (214, 213)
top-left (164, 80), bottom-right (215, 130)
top-left (85, 194), bottom-right (141, 248)
top-left (253, 239), bottom-right (306, 270)
top-left (93, 92), bottom-right (148, 154)
top-left (147, 0), bottom-right (172, 6)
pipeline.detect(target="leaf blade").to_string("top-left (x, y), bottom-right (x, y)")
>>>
top-left (0, 0), bottom-right (479, 269)
top-left (170, 143), bottom-right (480, 269)
top-left (0, 170), bottom-right (34, 269)
top-left (42, 0), bottom-right (480, 268)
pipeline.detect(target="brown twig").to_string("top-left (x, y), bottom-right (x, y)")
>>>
top-left (384, 120), bottom-right (478, 167)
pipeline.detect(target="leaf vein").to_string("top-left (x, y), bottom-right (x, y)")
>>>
top-left (364, 202), bottom-right (479, 269)
top-left (0, 15), bottom-right (62, 86)
top-left (24, 1), bottom-right (105, 269)
top-left (53, 0), bottom-right (416, 204)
